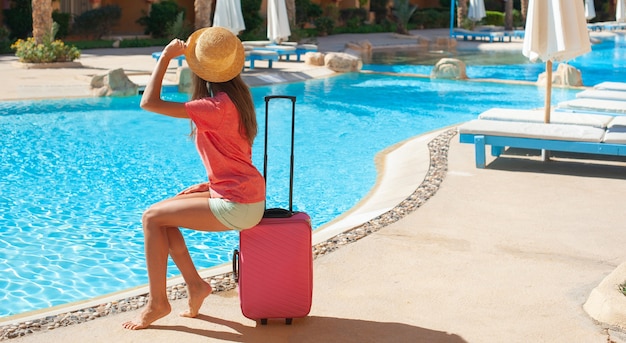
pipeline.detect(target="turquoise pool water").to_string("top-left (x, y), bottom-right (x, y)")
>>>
top-left (0, 73), bottom-right (580, 318)
top-left (363, 34), bottom-right (626, 86)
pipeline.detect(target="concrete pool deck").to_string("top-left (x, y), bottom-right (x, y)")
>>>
top-left (2, 29), bottom-right (626, 342)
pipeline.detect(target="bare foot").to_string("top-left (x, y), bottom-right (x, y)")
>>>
top-left (121, 300), bottom-right (171, 330)
top-left (180, 281), bottom-right (212, 318)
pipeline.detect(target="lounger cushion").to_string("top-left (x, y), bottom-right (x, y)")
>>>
top-left (242, 40), bottom-right (272, 47)
top-left (477, 108), bottom-right (613, 128)
top-left (607, 116), bottom-right (626, 131)
top-left (593, 81), bottom-right (626, 92)
top-left (576, 89), bottom-right (626, 101)
top-left (603, 131), bottom-right (626, 144)
top-left (557, 98), bottom-right (626, 114)
top-left (257, 46), bottom-right (296, 52)
top-left (296, 44), bottom-right (318, 50)
top-left (458, 119), bottom-right (605, 142)
top-left (246, 50), bottom-right (279, 57)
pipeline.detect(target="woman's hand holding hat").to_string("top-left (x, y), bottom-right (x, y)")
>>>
top-left (161, 38), bottom-right (187, 61)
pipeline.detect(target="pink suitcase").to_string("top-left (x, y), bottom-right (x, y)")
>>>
top-left (232, 95), bottom-right (313, 325)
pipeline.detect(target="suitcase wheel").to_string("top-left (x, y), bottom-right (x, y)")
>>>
top-left (261, 318), bottom-right (268, 325)
top-left (286, 318), bottom-right (293, 325)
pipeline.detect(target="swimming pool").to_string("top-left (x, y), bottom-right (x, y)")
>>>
top-left (363, 34), bottom-right (626, 86)
top-left (0, 73), bottom-right (580, 318)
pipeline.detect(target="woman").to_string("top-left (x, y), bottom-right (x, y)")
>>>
top-left (122, 27), bottom-right (265, 330)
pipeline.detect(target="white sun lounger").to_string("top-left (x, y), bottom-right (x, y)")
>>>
top-left (249, 45), bottom-right (297, 61)
top-left (458, 113), bottom-right (626, 168)
top-left (593, 82), bottom-right (626, 92)
top-left (576, 89), bottom-right (626, 102)
top-left (451, 29), bottom-right (507, 43)
top-left (244, 50), bottom-right (279, 69)
top-left (477, 108), bottom-right (614, 128)
top-left (557, 98), bottom-right (626, 115)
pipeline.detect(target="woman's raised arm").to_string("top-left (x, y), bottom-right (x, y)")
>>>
top-left (140, 39), bottom-right (189, 119)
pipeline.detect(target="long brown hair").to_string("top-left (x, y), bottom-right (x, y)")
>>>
top-left (190, 73), bottom-right (257, 145)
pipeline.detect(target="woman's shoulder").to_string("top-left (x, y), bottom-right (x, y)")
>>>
top-left (189, 92), bottom-right (232, 105)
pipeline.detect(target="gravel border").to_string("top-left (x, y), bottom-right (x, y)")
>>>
top-left (0, 129), bottom-right (457, 341)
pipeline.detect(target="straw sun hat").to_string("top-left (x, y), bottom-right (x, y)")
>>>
top-left (185, 27), bottom-right (245, 83)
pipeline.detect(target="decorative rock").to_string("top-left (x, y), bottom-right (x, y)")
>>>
top-left (537, 63), bottom-right (583, 87)
top-left (431, 58), bottom-right (468, 80)
top-left (304, 52), bottom-right (325, 66)
top-left (90, 68), bottom-right (138, 97)
top-left (434, 36), bottom-right (457, 51)
top-left (344, 40), bottom-right (372, 53)
top-left (416, 36), bottom-right (431, 49)
top-left (324, 52), bottom-right (363, 73)
top-left (178, 67), bottom-right (192, 93)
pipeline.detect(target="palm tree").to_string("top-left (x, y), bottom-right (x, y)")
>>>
top-left (504, 0), bottom-right (513, 30)
top-left (520, 0), bottom-right (528, 24)
top-left (195, 0), bottom-right (214, 29)
top-left (393, 0), bottom-right (417, 34)
top-left (32, 0), bottom-right (53, 44)
top-left (457, 0), bottom-right (467, 28)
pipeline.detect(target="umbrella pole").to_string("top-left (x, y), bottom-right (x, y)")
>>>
top-left (542, 60), bottom-right (553, 161)
top-left (544, 60), bottom-right (552, 123)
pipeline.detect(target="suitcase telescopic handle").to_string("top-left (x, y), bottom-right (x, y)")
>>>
top-left (232, 249), bottom-right (239, 283)
top-left (263, 95), bottom-right (297, 213)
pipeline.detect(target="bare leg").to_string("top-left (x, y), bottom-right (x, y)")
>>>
top-left (122, 193), bottom-right (229, 330)
top-left (166, 227), bottom-right (213, 317)
top-left (122, 217), bottom-right (172, 330)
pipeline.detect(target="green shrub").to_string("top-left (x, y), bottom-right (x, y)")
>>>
top-left (314, 16), bottom-right (334, 36)
top-left (11, 34), bottom-right (80, 63)
top-left (52, 10), bottom-right (71, 39)
top-left (412, 8), bottom-right (449, 29)
top-left (137, 0), bottom-right (184, 38)
top-left (72, 5), bottom-right (122, 39)
top-left (3, 0), bottom-right (32, 39)
top-left (369, 0), bottom-right (388, 24)
top-left (242, 0), bottom-right (263, 35)
top-left (339, 8), bottom-right (368, 28)
top-left (512, 9), bottom-right (524, 28)
top-left (333, 23), bottom-right (390, 34)
top-left (165, 12), bottom-right (193, 40)
top-left (118, 37), bottom-right (170, 48)
top-left (66, 37), bottom-right (170, 50)
top-left (483, 11), bottom-right (504, 26)
top-left (0, 26), bottom-right (12, 54)
top-left (296, 0), bottom-right (323, 28)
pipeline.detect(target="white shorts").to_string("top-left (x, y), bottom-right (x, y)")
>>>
top-left (208, 198), bottom-right (265, 231)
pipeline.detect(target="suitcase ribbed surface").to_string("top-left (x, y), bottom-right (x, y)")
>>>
top-left (238, 212), bottom-right (313, 320)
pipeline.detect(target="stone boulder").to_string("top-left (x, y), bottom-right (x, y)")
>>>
top-left (344, 40), bottom-right (373, 59)
top-left (324, 52), bottom-right (363, 73)
top-left (345, 40), bottom-right (372, 53)
top-left (431, 58), bottom-right (468, 80)
top-left (90, 68), bottom-right (138, 97)
top-left (537, 63), bottom-right (583, 87)
top-left (434, 37), bottom-right (457, 51)
top-left (304, 52), bottom-right (325, 66)
top-left (178, 67), bottom-right (192, 93)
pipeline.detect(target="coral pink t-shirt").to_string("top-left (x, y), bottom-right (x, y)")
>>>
top-left (185, 92), bottom-right (265, 203)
